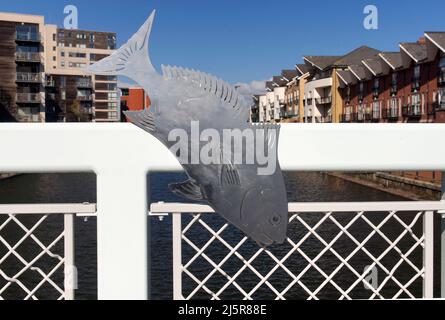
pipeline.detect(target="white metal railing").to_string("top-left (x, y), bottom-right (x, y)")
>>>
top-left (150, 201), bottom-right (442, 300)
top-left (0, 204), bottom-right (96, 300)
top-left (0, 123), bottom-right (445, 300)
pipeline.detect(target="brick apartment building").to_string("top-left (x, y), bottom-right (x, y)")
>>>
top-left (120, 85), bottom-right (151, 122)
top-left (254, 31), bottom-right (445, 125)
top-left (0, 12), bottom-right (119, 123)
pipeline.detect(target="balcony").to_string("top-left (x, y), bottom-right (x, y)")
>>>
top-left (77, 95), bottom-right (93, 101)
top-left (438, 73), bottom-right (445, 86)
top-left (315, 96), bottom-right (332, 105)
top-left (45, 79), bottom-right (56, 87)
top-left (15, 52), bottom-right (41, 63)
top-left (16, 93), bottom-right (41, 104)
top-left (15, 32), bottom-right (41, 42)
top-left (364, 112), bottom-right (372, 121)
top-left (403, 105), bottom-right (422, 117)
top-left (16, 72), bottom-right (42, 83)
top-left (76, 80), bottom-right (93, 88)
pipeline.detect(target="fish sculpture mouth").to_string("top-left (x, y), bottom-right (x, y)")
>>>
top-left (87, 9), bottom-right (290, 247)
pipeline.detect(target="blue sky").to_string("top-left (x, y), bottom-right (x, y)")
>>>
top-left (1, 0), bottom-right (445, 87)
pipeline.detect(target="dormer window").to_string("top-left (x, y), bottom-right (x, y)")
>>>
top-left (358, 82), bottom-right (364, 101)
top-left (412, 65), bottom-right (421, 91)
top-left (391, 73), bottom-right (398, 95)
top-left (373, 78), bottom-right (379, 98)
top-left (439, 57), bottom-right (445, 86)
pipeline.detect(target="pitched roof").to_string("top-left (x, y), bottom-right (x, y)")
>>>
top-left (333, 46), bottom-right (380, 67)
top-left (272, 76), bottom-right (288, 87)
top-left (265, 81), bottom-right (275, 91)
top-left (362, 58), bottom-right (384, 76)
top-left (348, 65), bottom-right (370, 81)
top-left (399, 42), bottom-right (428, 63)
top-left (303, 56), bottom-right (341, 70)
top-left (425, 32), bottom-right (445, 53)
top-left (379, 52), bottom-right (403, 70)
top-left (295, 64), bottom-right (311, 76)
top-left (336, 70), bottom-right (356, 85)
top-left (281, 70), bottom-right (299, 81)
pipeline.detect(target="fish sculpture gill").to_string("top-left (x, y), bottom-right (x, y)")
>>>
top-left (87, 10), bottom-right (289, 246)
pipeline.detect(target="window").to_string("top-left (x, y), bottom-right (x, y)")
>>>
top-left (53, 46), bottom-right (56, 51)
top-left (61, 51), bottom-right (65, 57)
top-left (53, 34), bottom-right (56, 41)
top-left (439, 57), bottom-right (445, 85)
top-left (414, 65), bottom-right (421, 79)
top-left (69, 52), bottom-right (87, 58)
top-left (53, 56), bottom-right (56, 61)
top-left (61, 61), bottom-right (65, 68)
top-left (412, 94), bottom-right (421, 106)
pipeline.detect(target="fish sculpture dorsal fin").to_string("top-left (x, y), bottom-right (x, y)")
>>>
top-left (161, 65), bottom-right (245, 111)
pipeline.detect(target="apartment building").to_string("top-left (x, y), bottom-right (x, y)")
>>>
top-left (44, 27), bottom-right (119, 122)
top-left (303, 46), bottom-right (380, 123)
top-left (338, 33), bottom-right (445, 124)
top-left (0, 13), bottom-right (45, 122)
top-left (0, 12), bottom-right (118, 123)
top-left (120, 85), bottom-right (151, 122)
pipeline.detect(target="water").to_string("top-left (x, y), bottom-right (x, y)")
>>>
top-left (0, 172), bottom-right (437, 299)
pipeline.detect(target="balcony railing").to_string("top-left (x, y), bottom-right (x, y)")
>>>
top-left (16, 72), bottom-right (42, 83)
top-left (77, 95), bottom-right (93, 101)
top-left (45, 79), bottom-right (56, 87)
top-left (15, 52), bottom-right (41, 63)
top-left (438, 73), bottom-right (445, 86)
top-left (316, 96), bottom-right (332, 105)
top-left (76, 80), bottom-right (93, 88)
top-left (16, 93), bottom-right (41, 103)
top-left (372, 109), bottom-right (380, 120)
top-left (403, 104), bottom-right (422, 117)
top-left (15, 32), bottom-right (41, 42)
top-left (0, 124), bottom-right (445, 300)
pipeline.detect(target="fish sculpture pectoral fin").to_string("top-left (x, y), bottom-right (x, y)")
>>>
top-left (169, 180), bottom-right (204, 201)
top-left (124, 110), bottom-right (156, 133)
top-left (221, 164), bottom-right (241, 186)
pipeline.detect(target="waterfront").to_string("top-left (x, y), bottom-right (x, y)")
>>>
top-left (0, 172), bottom-right (439, 299)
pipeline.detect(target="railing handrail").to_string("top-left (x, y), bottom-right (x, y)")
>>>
top-left (150, 201), bottom-right (445, 214)
top-left (0, 203), bottom-right (97, 215)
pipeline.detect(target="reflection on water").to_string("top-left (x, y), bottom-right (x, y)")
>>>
top-left (1, 172), bottom-right (434, 300)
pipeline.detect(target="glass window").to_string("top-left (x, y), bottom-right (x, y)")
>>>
top-left (414, 65), bottom-right (421, 79)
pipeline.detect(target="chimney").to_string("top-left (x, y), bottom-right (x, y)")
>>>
top-left (418, 37), bottom-right (426, 45)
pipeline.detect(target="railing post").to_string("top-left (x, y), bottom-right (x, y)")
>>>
top-left (64, 213), bottom-right (76, 300)
top-left (441, 173), bottom-right (445, 298)
top-left (423, 211), bottom-right (434, 298)
top-left (172, 212), bottom-right (183, 300)
top-left (96, 168), bottom-right (149, 300)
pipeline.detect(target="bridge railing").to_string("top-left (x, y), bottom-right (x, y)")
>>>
top-left (0, 123), bottom-right (445, 299)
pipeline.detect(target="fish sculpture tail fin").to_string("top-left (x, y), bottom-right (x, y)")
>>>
top-left (86, 10), bottom-right (157, 78)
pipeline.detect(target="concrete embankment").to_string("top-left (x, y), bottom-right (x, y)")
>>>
top-left (329, 172), bottom-right (442, 201)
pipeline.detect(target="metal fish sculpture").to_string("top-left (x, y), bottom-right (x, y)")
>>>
top-left (87, 10), bottom-right (289, 246)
